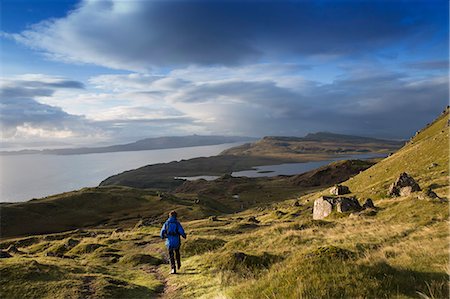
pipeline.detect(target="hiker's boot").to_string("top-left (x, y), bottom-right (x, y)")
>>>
top-left (170, 268), bottom-right (176, 274)
top-left (177, 262), bottom-right (181, 270)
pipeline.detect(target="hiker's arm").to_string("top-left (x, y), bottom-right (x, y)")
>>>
top-left (160, 224), bottom-right (166, 239)
top-left (178, 223), bottom-right (187, 239)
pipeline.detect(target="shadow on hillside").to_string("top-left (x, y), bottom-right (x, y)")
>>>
top-left (361, 262), bottom-right (449, 298)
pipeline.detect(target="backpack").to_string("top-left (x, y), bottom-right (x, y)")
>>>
top-left (165, 221), bottom-right (179, 236)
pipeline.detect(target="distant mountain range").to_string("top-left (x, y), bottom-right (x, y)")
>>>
top-left (0, 135), bottom-right (256, 155)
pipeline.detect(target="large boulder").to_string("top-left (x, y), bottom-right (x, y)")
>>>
top-left (336, 197), bottom-right (361, 213)
top-left (313, 196), bottom-right (361, 220)
top-left (313, 196), bottom-right (334, 220)
top-left (388, 172), bottom-right (421, 197)
top-left (330, 185), bottom-right (350, 195)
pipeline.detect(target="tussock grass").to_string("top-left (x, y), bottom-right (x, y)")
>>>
top-left (1, 109), bottom-right (448, 298)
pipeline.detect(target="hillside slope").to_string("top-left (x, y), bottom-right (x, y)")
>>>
top-left (1, 159), bottom-right (373, 239)
top-left (0, 109), bottom-right (447, 299)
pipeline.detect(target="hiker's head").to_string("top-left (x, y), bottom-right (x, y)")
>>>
top-left (169, 210), bottom-right (177, 218)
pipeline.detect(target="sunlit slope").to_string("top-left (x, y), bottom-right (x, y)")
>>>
top-left (343, 107), bottom-right (449, 200)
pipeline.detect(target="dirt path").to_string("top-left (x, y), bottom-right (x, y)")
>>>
top-left (141, 264), bottom-right (179, 299)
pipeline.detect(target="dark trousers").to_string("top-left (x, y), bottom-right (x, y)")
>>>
top-left (169, 247), bottom-right (181, 270)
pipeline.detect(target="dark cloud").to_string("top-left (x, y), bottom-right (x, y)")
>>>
top-left (0, 77), bottom-right (89, 138)
top-left (11, 0), bottom-right (448, 70)
top-left (167, 71), bottom-right (448, 139)
top-left (405, 60), bottom-right (449, 70)
top-left (0, 78), bottom-right (84, 99)
top-left (0, 97), bottom-right (82, 130)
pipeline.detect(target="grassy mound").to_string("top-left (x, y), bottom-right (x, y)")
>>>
top-left (119, 254), bottom-right (162, 267)
top-left (181, 238), bottom-right (227, 257)
top-left (228, 250), bottom-right (448, 298)
top-left (67, 243), bottom-right (104, 255)
top-left (216, 251), bottom-right (281, 276)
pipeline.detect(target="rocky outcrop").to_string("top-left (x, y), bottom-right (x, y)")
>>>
top-left (388, 172), bottom-right (421, 197)
top-left (247, 216), bottom-right (260, 223)
top-left (313, 196), bottom-right (362, 220)
top-left (362, 198), bottom-right (375, 209)
top-left (330, 185), bottom-right (350, 195)
top-left (6, 245), bottom-right (24, 255)
top-left (0, 250), bottom-right (12, 258)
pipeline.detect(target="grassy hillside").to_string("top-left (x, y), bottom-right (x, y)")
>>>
top-left (0, 109), bottom-right (447, 299)
top-left (1, 159), bottom-right (372, 239)
top-left (0, 187), bottom-right (214, 238)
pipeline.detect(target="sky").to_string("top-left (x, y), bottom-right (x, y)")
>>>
top-left (0, 0), bottom-right (448, 149)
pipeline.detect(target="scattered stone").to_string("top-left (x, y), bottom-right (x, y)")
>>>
top-left (0, 251), bottom-right (12, 258)
top-left (247, 216), bottom-right (260, 223)
top-left (313, 197), bottom-right (334, 220)
top-left (209, 216), bottom-right (219, 221)
top-left (194, 199), bottom-right (200, 204)
top-left (6, 245), bottom-right (24, 255)
top-left (362, 198), bottom-right (375, 209)
top-left (65, 238), bottom-right (80, 248)
top-left (388, 172), bottom-right (421, 197)
top-left (399, 186), bottom-right (413, 196)
top-left (275, 210), bottom-right (287, 217)
top-left (428, 163), bottom-right (439, 169)
top-left (293, 200), bottom-right (301, 207)
top-left (313, 196), bottom-right (362, 220)
top-left (232, 194), bottom-right (240, 200)
top-left (330, 185), bottom-right (350, 195)
top-left (113, 228), bottom-right (124, 233)
top-left (425, 188), bottom-right (439, 199)
top-left (336, 197), bottom-right (362, 213)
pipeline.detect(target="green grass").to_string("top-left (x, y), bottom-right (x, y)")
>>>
top-left (0, 109), bottom-right (448, 298)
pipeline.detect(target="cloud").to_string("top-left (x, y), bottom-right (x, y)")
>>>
top-left (7, 0), bottom-right (447, 71)
top-left (86, 64), bottom-right (448, 139)
top-left (405, 60), bottom-right (449, 70)
top-left (0, 74), bottom-right (203, 145)
top-left (0, 76), bottom-right (95, 141)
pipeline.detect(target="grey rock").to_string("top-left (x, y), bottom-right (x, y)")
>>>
top-left (6, 245), bottom-right (24, 254)
top-left (313, 196), bottom-right (362, 219)
top-left (330, 185), bottom-right (350, 195)
top-left (425, 188), bottom-right (439, 199)
top-left (388, 172), bottom-right (421, 197)
top-left (247, 216), bottom-right (260, 223)
top-left (399, 186), bottom-right (413, 196)
top-left (336, 197), bottom-right (362, 213)
top-left (0, 251), bottom-right (12, 258)
top-left (362, 198), bottom-right (375, 209)
top-left (293, 200), bottom-right (301, 207)
top-left (313, 196), bottom-right (334, 220)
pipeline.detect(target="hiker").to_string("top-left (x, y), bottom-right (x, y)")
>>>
top-left (160, 210), bottom-right (186, 274)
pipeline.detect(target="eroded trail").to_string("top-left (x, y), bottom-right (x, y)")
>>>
top-left (141, 263), bottom-right (179, 299)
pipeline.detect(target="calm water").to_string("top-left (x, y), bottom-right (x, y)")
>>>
top-left (231, 153), bottom-right (386, 177)
top-left (179, 153), bottom-right (386, 181)
top-left (0, 143), bottom-right (244, 202)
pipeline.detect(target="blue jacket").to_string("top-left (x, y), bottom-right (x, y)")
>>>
top-left (160, 216), bottom-right (186, 249)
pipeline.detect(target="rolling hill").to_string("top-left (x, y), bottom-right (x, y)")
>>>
top-left (0, 108), bottom-right (448, 299)
top-left (221, 132), bottom-right (404, 158)
top-left (100, 132), bottom-right (402, 190)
